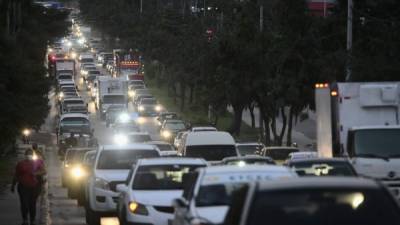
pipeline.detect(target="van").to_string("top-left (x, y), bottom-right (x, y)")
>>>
top-left (179, 131), bottom-right (238, 162)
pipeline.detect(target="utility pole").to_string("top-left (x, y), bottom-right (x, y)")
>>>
top-left (346, 0), bottom-right (353, 81)
top-left (323, 0), bottom-right (327, 18)
top-left (259, 5), bottom-right (264, 32)
top-left (140, 0), bottom-right (143, 14)
top-left (203, 0), bottom-right (206, 17)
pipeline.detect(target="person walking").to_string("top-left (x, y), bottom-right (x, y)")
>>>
top-left (11, 149), bottom-right (46, 225)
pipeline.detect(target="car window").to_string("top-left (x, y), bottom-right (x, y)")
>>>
top-left (196, 183), bottom-right (248, 206)
top-left (185, 145), bottom-right (237, 161)
top-left (132, 165), bottom-right (202, 190)
top-left (237, 145), bottom-right (263, 155)
top-left (290, 161), bottom-right (357, 177)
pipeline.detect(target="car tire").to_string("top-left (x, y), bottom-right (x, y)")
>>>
top-left (85, 205), bottom-right (100, 225)
top-left (119, 206), bottom-right (128, 225)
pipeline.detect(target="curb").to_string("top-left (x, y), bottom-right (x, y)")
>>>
top-left (39, 181), bottom-right (51, 225)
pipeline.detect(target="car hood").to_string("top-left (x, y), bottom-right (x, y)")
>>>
top-left (131, 190), bottom-right (183, 206)
top-left (353, 158), bottom-right (400, 179)
top-left (196, 206), bottom-right (229, 224)
top-left (95, 170), bottom-right (130, 182)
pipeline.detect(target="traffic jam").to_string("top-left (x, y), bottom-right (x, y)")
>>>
top-left (45, 15), bottom-right (400, 225)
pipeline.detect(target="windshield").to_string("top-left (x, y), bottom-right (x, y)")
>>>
top-left (141, 99), bottom-right (157, 105)
top-left (59, 75), bottom-right (72, 80)
top-left (66, 150), bottom-right (92, 163)
top-left (165, 122), bottom-right (186, 130)
top-left (103, 95), bottom-right (125, 104)
top-left (196, 183), bottom-right (247, 206)
top-left (237, 145), bottom-right (263, 155)
top-left (60, 125), bottom-right (90, 134)
top-left (97, 150), bottom-right (159, 169)
top-left (265, 148), bottom-right (299, 160)
top-left (81, 58), bottom-right (94, 63)
top-left (64, 100), bottom-right (84, 106)
top-left (61, 117), bottom-right (89, 126)
top-left (128, 134), bottom-right (151, 143)
top-left (185, 145), bottom-right (237, 161)
top-left (132, 165), bottom-right (201, 190)
top-left (67, 106), bottom-right (87, 113)
top-left (155, 144), bottom-right (174, 151)
top-left (89, 71), bottom-right (100, 75)
top-left (354, 129), bottom-right (400, 157)
top-left (61, 87), bottom-right (76, 92)
top-left (247, 189), bottom-right (400, 225)
top-left (290, 161), bottom-right (356, 177)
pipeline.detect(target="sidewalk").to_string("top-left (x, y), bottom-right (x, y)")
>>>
top-left (229, 106), bottom-right (316, 150)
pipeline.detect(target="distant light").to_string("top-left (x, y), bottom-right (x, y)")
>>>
top-left (22, 129), bottom-right (31, 136)
top-left (331, 90), bottom-right (338, 97)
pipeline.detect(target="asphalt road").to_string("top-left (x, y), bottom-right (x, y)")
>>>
top-left (47, 63), bottom-right (162, 225)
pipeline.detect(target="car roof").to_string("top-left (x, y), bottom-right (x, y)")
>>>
top-left (288, 157), bottom-right (352, 164)
top-left (222, 155), bottom-right (272, 162)
top-left (146, 141), bottom-right (172, 145)
top-left (67, 147), bottom-right (96, 152)
top-left (350, 125), bottom-right (400, 130)
top-left (127, 132), bottom-right (150, 135)
top-left (101, 144), bottom-right (158, 151)
top-left (136, 157), bottom-right (207, 166)
top-left (191, 126), bottom-right (217, 131)
top-left (60, 113), bottom-right (89, 120)
top-left (256, 177), bottom-right (379, 191)
top-left (265, 146), bottom-right (300, 150)
top-left (236, 142), bottom-right (264, 146)
top-left (186, 131), bottom-right (235, 145)
top-left (164, 119), bottom-right (184, 123)
top-left (201, 165), bottom-right (291, 174)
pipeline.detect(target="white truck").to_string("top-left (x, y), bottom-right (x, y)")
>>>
top-left (95, 76), bottom-right (128, 119)
top-left (315, 82), bottom-right (400, 199)
top-left (55, 59), bottom-right (75, 78)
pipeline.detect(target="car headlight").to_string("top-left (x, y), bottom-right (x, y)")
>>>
top-left (128, 90), bottom-right (134, 97)
top-left (114, 134), bottom-right (128, 145)
top-left (59, 92), bottom-right (64, 98)
top-left (129, 201), bottom-right (149, 215)
top-left (71, 166), bottom-right (86, 179)
top-left (118, 113), bottom-right (130, 123)
top-left (70, 52), bottom-right (77, 59)
top-left (155, 105), bottom-right (162, 112)
top-left (94, 177), bottom-right (110, 190)
top-left (162, 130), bottom-right (171, 138)
top-left (137, 117), bottom-right (146, 124)
top-left (138, 106), bottom-right (145, 111)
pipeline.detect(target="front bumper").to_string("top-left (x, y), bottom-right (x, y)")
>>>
top-left (90, 187), bottom-right (119, 212)
top-left (126, 205), bottom-right (174, 225)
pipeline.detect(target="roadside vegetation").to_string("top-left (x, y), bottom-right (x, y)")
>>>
top-left (0, 1), bottom-right (69, 153)
top-left (80, 0), bottom-right (400, 146)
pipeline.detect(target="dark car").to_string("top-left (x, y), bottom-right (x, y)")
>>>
top-left (260, 146), bottom-right (300, 164)
top-left (225, 178), bottom-right (400, 225)
top-left (61, 148), bottom-right (96, 198)
top-left (286, 158), bottom-right (358, 177)
top-left (236, 142), bottom-right (265, 156)
top-left (160, 119), bottom-right (187, 142)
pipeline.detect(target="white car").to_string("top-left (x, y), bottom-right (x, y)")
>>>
top-left (147, 141), bottom-right (178, 157)
top-left (172, 165), bottom-right (298, 225)
top-left (116, 157), bottom-right (207, 225)
top-left (85, 144), bottom-right (161, 225)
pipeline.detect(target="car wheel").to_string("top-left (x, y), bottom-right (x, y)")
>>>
top-left (85, 205), bottom-right (100, 225)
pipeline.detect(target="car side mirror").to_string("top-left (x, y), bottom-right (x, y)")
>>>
top-left (116, 184), bottom-right (128, 193)
top-left (173, 197), bottom-right (188, 209)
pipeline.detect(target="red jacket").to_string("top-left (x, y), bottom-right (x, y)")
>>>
top-left (15, 159), bottom-right (43, 188)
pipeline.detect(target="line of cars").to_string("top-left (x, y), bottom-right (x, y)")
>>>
top-left (55, 21), bottom-right (400, 225)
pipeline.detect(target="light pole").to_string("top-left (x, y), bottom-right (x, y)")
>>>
top-left (346, 0), bottom-right (353, 81)
top-left (140, 0), bottom-right (143, 14)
